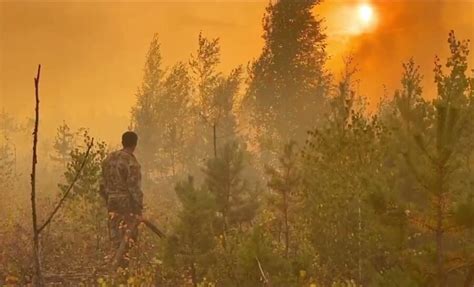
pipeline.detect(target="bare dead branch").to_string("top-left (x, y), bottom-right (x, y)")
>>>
top-left (31, 64), bottom-right (43, 286)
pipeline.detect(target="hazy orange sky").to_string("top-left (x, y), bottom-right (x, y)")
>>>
top-left (1, 0), bottom-right (473, 142)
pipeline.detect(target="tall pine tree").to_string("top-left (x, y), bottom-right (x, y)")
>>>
top-left (163, 176), bottom-right (217, 286)
top-left (204, 142), bottom-right (258, 241)
top-left (131, 34), bottom-right (164, 182)
top-left (265, 141), bottom-right (300, 258)
top-left (155, 62), bottom-right (193, 178)
top-left (301, 63), bottom-right (385, 285)
top-left (246, 0), bottom-right (328, 150)
top-left (376, 32), bottom-right (474, 286)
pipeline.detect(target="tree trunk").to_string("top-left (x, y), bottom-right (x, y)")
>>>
top-left (213, 123), bottom-right (217, 158)
top-left (283, 190), bottom-right (289, 258)
top-left (435, 165), bottom-right (446, 287)
top-left (31, 64), bottom-right (43, 286)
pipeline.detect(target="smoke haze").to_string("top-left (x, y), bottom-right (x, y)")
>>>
top-left (1, 0), bottom-right (473, 142)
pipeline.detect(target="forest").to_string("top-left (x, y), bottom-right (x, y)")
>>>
top-left (1, 0), bottom-right (474, 286)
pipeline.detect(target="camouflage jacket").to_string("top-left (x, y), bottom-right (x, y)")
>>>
top-left (100, 149), bottom-right (143, 212)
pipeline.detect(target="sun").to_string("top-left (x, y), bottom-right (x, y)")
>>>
top-left (358, 3), bottom-right (374, 25)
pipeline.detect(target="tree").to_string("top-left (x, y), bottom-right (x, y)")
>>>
top-left (246, 0), bottom-right (329, 149)
top-left (0, 110), bottom-right (20, 135)
top-left (190, 33), bottom-right (243, 158)
top-left (155, 62), bottom-right (193, 178)
top-left (27, 65), bottom-right (95, 286)
top-left (301, 63), bottom-right (386, 285)
top-left (386, 32), bottom-right (474, 286)
top-left (190, 33), bottom-right (221, 120)
top-left (58, 129), bottom-right (107, 200)
top-left (50, 121), bottom-right (75, 167)
top-left (131, 34), bottom-right (164, 183)
top-left (41, 130), bottom-right (109, 271)
top-left (0, 135), bottom-right (15, 210)
top-left (212, 67), bottom-right (242, 144)
top-left (204, 142), bottom-right (258, 241)
top-left (149, 62), bottom-right (195, 224)
top-left (200, 142), bottom-right (259, 285)
top-left (265, 141), bottom-right (300, 258)
top-left (0, 111), bottom-right (18, 200)
top-left (370, 32), bottom-right (474, 287)
top-left (163, 176), bottom-right (217, 286)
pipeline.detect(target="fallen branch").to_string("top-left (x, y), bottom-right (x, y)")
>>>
top-left (256, 256), bottom-right (271, 286)
top-left (38, 139), bottom-right (94, 233)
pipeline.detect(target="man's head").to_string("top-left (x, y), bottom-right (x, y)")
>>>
top-left (122, 131), bottom-right (138, 152)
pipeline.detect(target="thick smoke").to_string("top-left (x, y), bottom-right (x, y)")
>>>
top-left (324, 0), bottom-right (474, 106)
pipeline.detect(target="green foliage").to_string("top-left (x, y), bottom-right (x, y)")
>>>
top-left (212, 67), bottom-right (242, 140)
top-left (132, 33), bottom-right (243, 185)
top-left (190, 32), bottom-right (222, 119)
top-left (246, 0), bottom-right (328, 146)
top-left (190, 33), bottom-right (243, 158)
top-left (301, 61), bottom-right (386, 285)
top-left (377, 31), bottom-right (474, 286)
top-left (204, 142), bottom-right (258, 237)
top-left (59, 129), bottom-right (107, 200)
top-left (3, 20), bottom-right (474, 287)
top-left (156, 62), bottom-right (193, 178)
top-left (50, 121), bottom-right (75, 167)
top-left (0, 111), bottom-right (17, 199)
top-left (42, 129), bottom-right (109, 274)
top-left (0, 134), bottom-right (15, 195)
top-left (0, 110), bottom-right (20, 135)
top-left (370, 267), bottom-right (421, 287)
top-left (131, 33), bottom-right (164, 182)
top-left (265, 141), bottom-right (301, 257)
top-left (163, 176), bottom-right (217, 286)
top-left (223, 227), bottom-right (286, 286)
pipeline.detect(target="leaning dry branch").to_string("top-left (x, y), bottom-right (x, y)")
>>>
top-left (38, 139), bottom-right (94, 233)
top-left (142, 218), bottom-right (166, 238)
top-left (256, 256), bottom-right (271, 286)
top-left (31, 64), bottom-right (43, 286)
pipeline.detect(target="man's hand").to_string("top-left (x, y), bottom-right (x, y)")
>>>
top-left (99, 184), bottom-right (108, 202)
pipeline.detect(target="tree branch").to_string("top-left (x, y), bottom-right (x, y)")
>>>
top-left (38, 139), bottom-right (94, 233)
top-left (256, 256), bottom-right (271, 286)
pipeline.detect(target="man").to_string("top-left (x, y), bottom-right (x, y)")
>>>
top-left (100, 131), bottom-right (143, 269)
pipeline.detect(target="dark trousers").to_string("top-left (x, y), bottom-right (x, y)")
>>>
top-left (107, 194), bottom-right (139, 269)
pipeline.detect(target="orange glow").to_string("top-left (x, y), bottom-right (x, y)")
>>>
top-left (320, 2), bottom-right (378, 37)
top-left (352, 2), bottom-right (377, 34)
top-left (1, 1), bottom-right (474, 139)
top-left (358, 3), bottom-right (374, 25)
